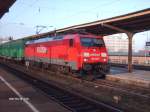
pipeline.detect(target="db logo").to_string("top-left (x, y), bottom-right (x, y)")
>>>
top-left (37, 46), bottom-right (47, 53)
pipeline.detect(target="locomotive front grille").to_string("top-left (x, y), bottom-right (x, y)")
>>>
top-left (83, 63), bottom-right (93, 71)
top-left (83, 63), bottom-right (110, 72)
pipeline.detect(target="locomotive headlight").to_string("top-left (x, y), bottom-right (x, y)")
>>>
top-left (84, 58), bottom-right (88, 62)
top-left (101, 53), bottom-right (107, 57)
top-left (83, 52), bottom-right (90, 57)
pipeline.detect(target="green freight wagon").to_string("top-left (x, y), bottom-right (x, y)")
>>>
top-left (0, 43), bottom-right (10, 57)
top-left (0, 38), bottom-right (30, 60)
top-left (0, 44), bottom-right (3, 56)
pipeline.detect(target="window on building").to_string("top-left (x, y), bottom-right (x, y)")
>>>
top-left (133, 60), bottom-right (138, 64)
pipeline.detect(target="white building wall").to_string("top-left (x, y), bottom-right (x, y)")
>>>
top-left (104, 34), bottom-right (135, 53)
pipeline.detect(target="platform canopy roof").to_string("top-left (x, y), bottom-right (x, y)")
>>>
top-left (27, 8), bottom-right (150, 39)
top-left (0, 0), bottom-right (16, 19)
top-left (57, 8), bottom-right (150, 35)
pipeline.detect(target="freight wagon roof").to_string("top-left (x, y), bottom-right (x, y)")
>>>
top-left (24, 8), bottom-right (150, 39)
top-left (0, 38), bottom-right (29, 46)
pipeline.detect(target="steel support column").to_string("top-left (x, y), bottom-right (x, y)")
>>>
top-left (127, 33), bottom-right (134, 72)
top-left (101, 23), bottom-right (134, 72)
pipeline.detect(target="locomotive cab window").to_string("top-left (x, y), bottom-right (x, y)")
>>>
top-left (80, 37), bottom-right (104, 47)
top-left (69, 39), bottom-right (74, 47)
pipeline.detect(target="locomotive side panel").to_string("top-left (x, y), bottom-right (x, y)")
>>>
top-left (25, 44), bottom-right (35, 61)
top-left (66, 36), bottom-right (80, 70)
top-left (50, 39), bottom-right (69, 66)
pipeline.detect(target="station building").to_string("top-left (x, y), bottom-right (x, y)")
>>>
top-left (104, 34), bottom-right (150, 65)
top-left (104, 34), bottom-right (135, 53)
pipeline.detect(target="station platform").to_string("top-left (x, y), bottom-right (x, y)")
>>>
top-left (0, 67), bottom-right (70, 112)
top-left (107, 67), bottom-right (150, 88)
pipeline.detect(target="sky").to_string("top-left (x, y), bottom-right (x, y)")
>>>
top-left (0, 0), bottom-right (150, 51)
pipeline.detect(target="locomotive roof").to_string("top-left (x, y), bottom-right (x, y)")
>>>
top-left (26, 35), bottom-right (66, 44)
top-left (26, 37), bottom-right (53, 44)
top-left (25, 34), bottom-right (101, 45)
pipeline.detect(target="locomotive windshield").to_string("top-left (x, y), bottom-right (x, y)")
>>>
top-left (80, 37), bottom-right (105, 47)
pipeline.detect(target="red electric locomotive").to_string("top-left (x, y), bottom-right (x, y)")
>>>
top-left (25, 33), bottom-right (110, 77)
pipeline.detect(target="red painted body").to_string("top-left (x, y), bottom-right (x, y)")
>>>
top-left (25, 34), bottom-right (109, 71)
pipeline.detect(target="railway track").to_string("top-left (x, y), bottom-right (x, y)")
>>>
top-left (1, 61), bottom-right (150, 99)
top-left (31, 65), bottom-right (150, 98)
top-left (0, 63), bottom-right (122, 112)
top-left (1, 60), bottom-right (150, 112)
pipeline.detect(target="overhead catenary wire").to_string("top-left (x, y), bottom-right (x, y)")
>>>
top-left (3, 0), bottom-right (122, 30)
top-left (60, 0), bottom-right (122, 20)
